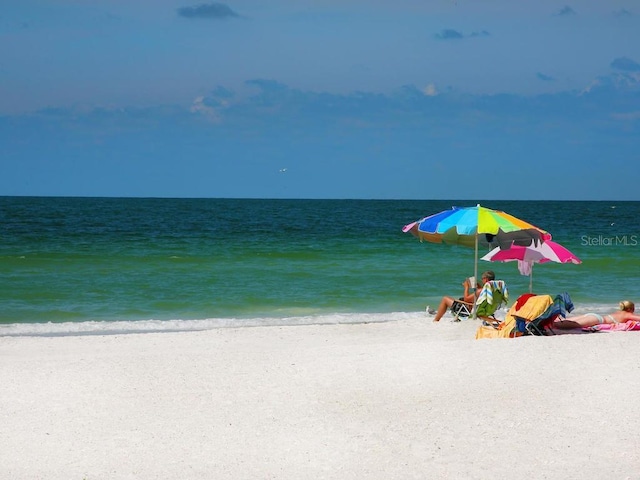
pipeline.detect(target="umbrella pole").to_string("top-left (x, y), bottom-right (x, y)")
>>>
top-left (529, 264), bottom-right (534, 293)
top-left (472, 234), bottom-right (479, 319)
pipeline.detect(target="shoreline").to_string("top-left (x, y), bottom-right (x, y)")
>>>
top-left (1, 318), bottom-right (639, 479)
top-left (0, 302), bottom-right (632, 338)
top-left (0, 300), bottom-right (631, 337)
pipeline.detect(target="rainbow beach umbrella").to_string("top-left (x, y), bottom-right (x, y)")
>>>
top-left (403, 204), bottom-right (552, 308)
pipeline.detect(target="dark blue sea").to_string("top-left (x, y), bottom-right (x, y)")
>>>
top-left (1, 197), bottom-right (638, 335)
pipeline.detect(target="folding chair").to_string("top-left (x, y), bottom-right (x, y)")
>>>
top-left (452, 280), bottom-right (509, 323)
top-left (521, 292), bottom-right (574, 336)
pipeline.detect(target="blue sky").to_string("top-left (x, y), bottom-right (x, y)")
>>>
top-left (2, 0), bottom-right (639, 200)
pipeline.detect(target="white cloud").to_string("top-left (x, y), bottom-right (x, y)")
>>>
top-left (189, 96), bottom-right (221, 122)
top-left (422, 84), bottom-right (438, 96)
top-left (611, 111), bottom-right (640, 121)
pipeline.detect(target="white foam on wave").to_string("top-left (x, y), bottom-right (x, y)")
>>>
top-left (0, 302), bottom-right (619, 337)
top-left (0, 311), bottom-right (424, 337)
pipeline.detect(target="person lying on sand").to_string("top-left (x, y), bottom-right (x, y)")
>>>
top-left (431, 271), bottom-right (495, 322)
top-left (553, 300), bottom-right (640, 329)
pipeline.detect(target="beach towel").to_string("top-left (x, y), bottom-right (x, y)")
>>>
top-left (475, 316), bottom-right (518, 339)
top-left (474, 281), bottom-right (509, 319)
top-left (536, 292), bottom-right (574, 323)
top-left (512, 294), bottom-right (553, 320)
top-left (523, 292), bottom-right (574, 335)
top-left (476, 280), bottom-right (509, 306)
top-left (584, 321), bottom-right (640, 332)
top-left (514, 293), bottom-right (537, 310)
top-left (517, 260), bottom-right (532, 276)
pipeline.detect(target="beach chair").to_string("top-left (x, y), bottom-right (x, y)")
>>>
top-left (475, 292), bottom-right (574, 339)
top-left (451, 298), bottom-right (473, 320)
top-left (477, 293), bottom-right (551, 338)
top-left (448, 275), bottom-right (478, 320)
top-left (521, 292), bottom-right (574, 336)
top-left (452, 280), bottom-right (509, 324)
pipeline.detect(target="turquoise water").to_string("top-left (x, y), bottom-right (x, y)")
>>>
top-left (1, 197), bottom-right (638, 335)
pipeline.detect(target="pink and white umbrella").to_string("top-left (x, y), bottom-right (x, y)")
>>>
top-left (481, 240), bottom-right (581, 292)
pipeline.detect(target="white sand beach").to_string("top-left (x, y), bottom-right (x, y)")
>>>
top-left (1, 318), bottom-right (639, 480)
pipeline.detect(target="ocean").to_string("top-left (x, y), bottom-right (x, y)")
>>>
top-left (1, 197), bottom-right (639, 336)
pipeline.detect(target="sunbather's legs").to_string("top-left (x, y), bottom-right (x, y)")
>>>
top-left (553, 313), bottom-right (603, 329)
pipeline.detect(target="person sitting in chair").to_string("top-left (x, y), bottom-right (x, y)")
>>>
top-left (431, 270), bottom-right (495, 322)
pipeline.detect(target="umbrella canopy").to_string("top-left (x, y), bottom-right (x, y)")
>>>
top-left (481, 239), bottom-right (581, 292)
top-left (402, 205), bottom-right (551, 249)
top-left (482, 239), bottom-right (581, 264)
top-left (403, 205), bottom-right (551, 312)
